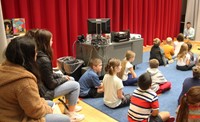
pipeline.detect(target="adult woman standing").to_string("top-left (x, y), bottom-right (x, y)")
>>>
top-left (35, 29), bottom-right (84, 121)
top-left (0, 36), bottom-right (70, 122)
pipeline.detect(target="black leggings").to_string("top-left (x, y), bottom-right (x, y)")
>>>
top-left (116, 94), bottom-right (131, 108)
top-left (81, 88), bottom-right (104, 98)
top-left (176, 64), bottom-right (195, 71)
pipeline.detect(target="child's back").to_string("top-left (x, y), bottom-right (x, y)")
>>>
top-left (163, 37), bottom-right (174, 60)
top-left (128, 73), bottom-right (159, 122)
top-left (103, 58), bottom-right (131, 108)
top-left (128, 72), bottom-right (171, 122)
top-left (149, 38), bottom-right (166, 66)
top-left (147, 59), bottom-right (171, 94)
top-left (174, 33), bottom-right (185, 57)
top-left (128, 87), bottom-right (158, 122)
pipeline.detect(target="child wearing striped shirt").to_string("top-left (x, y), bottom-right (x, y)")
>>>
top-left (128, 72), bottom-right (173, 122)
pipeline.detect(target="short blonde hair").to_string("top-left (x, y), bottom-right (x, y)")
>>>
top-left (125, 50), bottom-right (135, 60)
top-left (89, 58), bottom-right (102, 68)
top-left (153, 38), bottom-right (161, 46)
top-left (149, 59), bottom-right (159, 68)
top-left (166, 37), bottom-right (172, 43)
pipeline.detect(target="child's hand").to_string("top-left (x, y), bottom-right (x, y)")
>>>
top-left (63, 75), bottom-right (70, 80)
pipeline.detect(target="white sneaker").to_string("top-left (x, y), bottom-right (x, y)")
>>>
top-left (75, 105), bottom-right (82, 112)
top-left (69, 112), bottom-right (85, 122)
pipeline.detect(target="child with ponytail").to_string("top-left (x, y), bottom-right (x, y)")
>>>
top-left (118, 50), bottom-right (138, 86)
top-left (103, 58), bottom-right (131, 108)
top-left (176, 86), bottom-right (200, 122)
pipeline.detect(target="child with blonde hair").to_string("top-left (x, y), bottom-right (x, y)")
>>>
top-left (149, 38), bottom-right (166, 66)
top-left (163, 37), bottom-right (174, 63)
top-left (176, 43), bottom-right (195, 71)
top-left (103, 58), bottom-right (131, 108)
top-left (79, 58), bottom-right (104, 98)
top-left (147, 59), bottom-right (172, 94)
top-left (118, 50), bottom-right (138, 86)
top-left (186, 41), bottom-right (194, 63)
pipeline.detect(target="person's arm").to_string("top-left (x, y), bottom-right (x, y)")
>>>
top-left (90, 73), bottom-right (102, 88)
top-left (186, 54), bottom-right (191, 66)
top-left (97, 82), bottom-right (104, 93)
top-left (178, 80), bottom-right (187, 105)
top-left (37, 57), bottom-right (67, 90)
top-left (170, 47), bottom-right (174, 56)
top-left (151, 109), bottom-right (159, 116)
top-left (188, 28), bottom-right (195, 39)
top-left (18, 78), bottom-right (52, 119)
top-left (150, 96), bottom-right (159, 116)
top-left (129, 67), bottom-right (137, 78)
top-left (117, 88), bottom-right (124, 99)
top-left (183, 28), bottom-right (187, 37)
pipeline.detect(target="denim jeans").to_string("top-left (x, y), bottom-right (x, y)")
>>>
top-left (54, 80), bottom-right (80, 106)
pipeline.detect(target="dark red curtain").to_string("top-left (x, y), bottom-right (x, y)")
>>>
top-left (1, 0), bottom-right (182, 66)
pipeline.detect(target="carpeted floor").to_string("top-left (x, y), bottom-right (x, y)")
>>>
top-left (82, 52), bottom-right (193, 122)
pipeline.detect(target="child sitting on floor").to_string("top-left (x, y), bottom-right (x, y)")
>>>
top-left (117, 50), bottom-right (138, 86)
top-left (186, 41), bottom-right (195, 63)
top-left (103, 58), bottom-right (131, 108)
top-left (176, 43), bottom-right (195, 71)
top-left (149, 38), bottom-right (167, 66)
top-left (147, 59), bottom-right (172, 94)
top-left (128, 72), bottom-right (174, 122)
top-left (163, 37), bottom-right (174, 63)
top-left (174, 33), bottom-right (185, 58)
top-left (78, 58), bottom-right (104, 98)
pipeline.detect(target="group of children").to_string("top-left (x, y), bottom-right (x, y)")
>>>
top-left (78, 33), bottom-right (200, 121)
top-left (150, 33), bottom-right (196, 71)
top-left (78, 48), bottom-right (174, 121)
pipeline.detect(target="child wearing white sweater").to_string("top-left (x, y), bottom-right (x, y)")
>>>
top-left (147, 59), bottom-right (172, 94)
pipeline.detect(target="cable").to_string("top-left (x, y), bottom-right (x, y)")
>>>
top-left (72, 40), bottom-right (78, 57)
top-left (87, 47), bottom-right (94, 66)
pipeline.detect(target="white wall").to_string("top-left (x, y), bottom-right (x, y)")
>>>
top-left (0, 1), bottom-right (7, 63)
top-left (185, 0), bottom-right (200, 41)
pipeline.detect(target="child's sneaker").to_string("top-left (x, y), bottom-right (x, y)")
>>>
top-left (69, 112), bottom-right (85, 122)
top-left (75, 105), bottom-right (82, 112)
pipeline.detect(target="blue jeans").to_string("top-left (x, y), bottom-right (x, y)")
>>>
top-left (45, 101), bottom-right (70, 122)
top-left (54, 80), bottom-right (80, 106)
top-left (123, 74), bottom-right (138, 86)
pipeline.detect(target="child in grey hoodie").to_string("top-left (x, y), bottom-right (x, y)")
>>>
top-left (147, 59), bottom-right (172, 94)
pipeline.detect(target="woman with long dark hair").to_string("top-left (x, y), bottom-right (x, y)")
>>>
top-left (34, 29), bottom-right (84, 121)
top-left (0, 36), bottom-right (70, 122)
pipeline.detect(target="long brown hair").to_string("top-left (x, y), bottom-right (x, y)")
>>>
top-left (177, 43), bottom-right (188, 60)
top-left (176, 86), bottom-right (200, 122)
top-left (35, 29), bottom-right (53, 60)
top-left (117, 50), bottom-right (135, 79)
